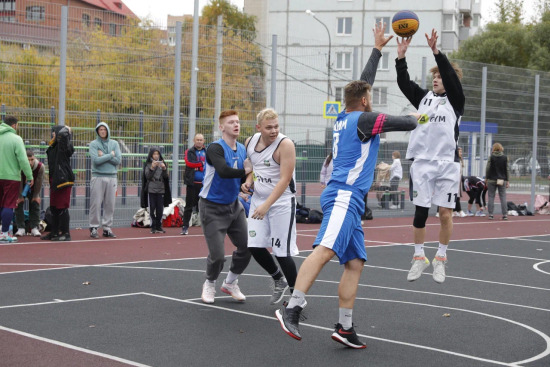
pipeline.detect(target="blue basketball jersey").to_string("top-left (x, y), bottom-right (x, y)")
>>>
top-left (329, 110), bottom-right (381, 197)
top-left (199, 139), bottom-right (246, 204)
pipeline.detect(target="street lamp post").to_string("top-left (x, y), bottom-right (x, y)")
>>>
top-left (306, 9), bottom-right (331, 100)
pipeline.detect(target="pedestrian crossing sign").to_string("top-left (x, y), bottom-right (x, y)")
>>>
top-left (323, 101), bottom-right (340, 119)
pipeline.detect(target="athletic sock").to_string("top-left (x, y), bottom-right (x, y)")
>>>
top-left (270, 269), bottom-right (283, 281)
top-left (287, 289), bottom-right (306, 309)
top-left (436, 243), bottom-right (448, 258)
top-left (414, 244), bottom-right (425, 257)
top-left (225, 271), bottom-right (238, 284)
top-left (339, 308), bottom-right (353, 329)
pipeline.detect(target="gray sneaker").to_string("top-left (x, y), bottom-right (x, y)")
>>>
top-left (432, 256), bottom-right (448, 284)
top-left (407, 255), bottom-right (430, 281)
top-left (270, 277), bottom-right (289, 305)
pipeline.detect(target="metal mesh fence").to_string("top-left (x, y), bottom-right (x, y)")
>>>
top-left (1, 3), bottom-right (549, 227)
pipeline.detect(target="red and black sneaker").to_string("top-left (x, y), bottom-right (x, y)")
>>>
top-left (331, 323), bottom-right (366, 349)
top-left (275, 301), bottom-right (306, 341)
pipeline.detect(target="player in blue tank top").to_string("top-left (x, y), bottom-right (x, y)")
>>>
top-left (276, 22), bottom-right (421, 348)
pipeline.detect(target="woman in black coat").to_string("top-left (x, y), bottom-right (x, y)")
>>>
top-left (140, 147), bottom-right (172, 233)
top-left (41, 125), bottom-right (75, 241)
top-left (485, 142), bottom-right (510, 220)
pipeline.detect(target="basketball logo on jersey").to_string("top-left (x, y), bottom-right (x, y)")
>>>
top-left (264, 159), bottom-right (270, 166)
top-left (439, 99), bottom-right (447, 106)
top-left (413, 190), bottom-right (418, 198)
top-left (249, 230), bottom-right (256, 237)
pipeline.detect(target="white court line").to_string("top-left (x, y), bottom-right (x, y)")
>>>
top-left (420, 246), bottom-right (550, 262)
top-left (0, 234), bottom-right (205, 247)
top-left (0, 263), bottom-right (82, 267)
top-left (534, 261), bottom-right (550, 276)
top-left (0, 292), bottom-right (144, 310)
top-left (0, 325), bottom-right (151, 367)
top-left (294, 255), bottom-right (550, 292)
top-left (141, 292), bottom-right (541, 366)
top-left (515, 238), bottom-right (550, 243)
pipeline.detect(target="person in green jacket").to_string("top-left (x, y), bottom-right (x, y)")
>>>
top-left (88, 121), bottom-right (121, 239)
top-left (0, 116), bottom-right (33, 243)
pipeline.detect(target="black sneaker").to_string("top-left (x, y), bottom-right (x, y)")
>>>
top-left (150, 228), bottom-right (157, 234)
top-left (90, 227), bottom-right (99, 239)
top-left (52, 233), bottom-right (71, 242)
top-left (180, 226), bottom-right (189, 235)
top-left (103, 230), bottom-right (116, 238)
top-left (156, 227), bottom-right (166, 233)
top-left (275, 301), bottom-right (306, 340)
top-left (41, 232), bottom-right (56, 241)
top-left (331, 323), bottom-right (366, 349)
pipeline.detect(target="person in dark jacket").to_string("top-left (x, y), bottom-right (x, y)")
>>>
top-left (41, 125), bottom-right (75, 241)
top-left (141, 147), bottom-right (172, 233)
top-left (181, 133), bottom-right (206, 235)
top-left (485, 142), bottom-right (510, 220)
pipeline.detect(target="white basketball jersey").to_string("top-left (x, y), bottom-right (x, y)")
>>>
top-left (406, 92), bottom-right (461, 162)
top-left (246, 133), bottom-right (296, 200)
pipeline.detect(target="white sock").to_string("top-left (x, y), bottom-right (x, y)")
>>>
top-left (287, 289), bottom-right (306, 309)
top-left (205, 279), bottom-right (215, 285)
top-left (414, 244), bottom-right (425, 256)
top-left (437, 243), bottom-right (448, 257)
top-left (225, 271), bottom-right (238, 284)
top-left (339, 308), bottom-right (353, 329)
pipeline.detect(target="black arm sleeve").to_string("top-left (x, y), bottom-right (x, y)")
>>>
top-left (434, 52), bottom-right (465, 114)
top-left (395, 57), bottom-right (429, 109)
top-left (206, 143), bottom-right (246, 179)
top-left (357, 112), bottom-right (418, 142)
top-left (360, 48), bottom-right (382, 86)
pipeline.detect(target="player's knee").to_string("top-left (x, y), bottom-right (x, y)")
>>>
top-left (413, 206), bottom-right (429, 228)
top-left (438, 207), bottom-right (452, 221)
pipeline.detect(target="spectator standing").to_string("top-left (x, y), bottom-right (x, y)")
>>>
top-left (320, 152), bottom-right (333, 188)
top-left (89, 122), bottom-right (121, 238)
top-left (389, 151), bottom-right (402, 209)
top-left (141, 147), bottom-right (172, 233)
top-left (0, 116), bottom-right (34, 243)
top-left (41, 125), bottom-right (75, 241)
top-left (485, 143), bottom-right (510, 220)
top-left (15, 149), bottom-right (45, 237)
top-left (181, 133), bottom-right (206, 235)
top-left (198, 110), bottom-right (253, 304)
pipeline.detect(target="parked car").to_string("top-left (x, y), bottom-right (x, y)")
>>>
top-left (511, 157), bottom-right (541, 176)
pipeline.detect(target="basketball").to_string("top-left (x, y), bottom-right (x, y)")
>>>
top-left (392, 10), bottom-right (419, 37)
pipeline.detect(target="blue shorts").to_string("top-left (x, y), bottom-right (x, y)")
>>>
top-left (313, 186), bottom-right (367, 265)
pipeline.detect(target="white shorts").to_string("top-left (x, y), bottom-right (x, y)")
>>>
top-left (247, 196), bottom-right (298, 257)
top-left (410, 160), bottom-right (461, 209)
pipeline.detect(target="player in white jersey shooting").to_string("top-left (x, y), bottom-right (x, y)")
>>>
top-left (396, 29), bottom-right (465, 284)
top-left (242, 108), bottom-right (298, 305)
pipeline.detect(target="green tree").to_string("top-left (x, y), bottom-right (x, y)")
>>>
top-left (201, 0), bottom-right (256, 37)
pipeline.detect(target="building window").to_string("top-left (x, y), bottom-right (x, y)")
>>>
top-left (372, 87), bottom-right (387, 105)
top-left (336, 52), bottom-right (351, 70)
top-left (335, 87), bottom-right (344, 104)
top-left (375, 17), bottom-right (390, 34)
top-left (443, 14), bottom-right (454, 31)
top-left (94, 18), bottom-right (102, 28)
top-left (109, 23), bottom-right (117, 36)
top-left (26, 6), bottom-right (45, 21)
top-left (82, 14), bottom-right (90, 27)
top-left (168, 26), bottom-right (175, 33)
top-left (337, 17), bottom-right (352, 35)
top-left (377, 52), bottom-right (389, 70)
top-left (0, 1), bottom-right (16, 11)
top-left (473, 14), bottom-right (481, 27)
top-left (0, 16), bottom-right (15, 22)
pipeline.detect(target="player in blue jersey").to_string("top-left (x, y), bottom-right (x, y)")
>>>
top-left (198, 109), bottom-right (253, 304)
top-left (276, 22), bottom-right (419, 349)
top-left (396, 30), bottom-right (465, 284)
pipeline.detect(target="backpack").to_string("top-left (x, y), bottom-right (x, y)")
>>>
top-left (295, 203), bottom-right (323, 224)
top-left (162, 204), bottom-right (184, 227)
top-left (132, 207), bottom-right (151, 228)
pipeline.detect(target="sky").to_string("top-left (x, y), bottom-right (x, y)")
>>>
top-left (124, 0), bottom-right (541, 26)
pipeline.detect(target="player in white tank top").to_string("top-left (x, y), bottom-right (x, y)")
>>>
top-left (243, 108), bottom-right (298, 305)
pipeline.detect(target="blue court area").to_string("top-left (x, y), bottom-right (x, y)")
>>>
top-left (1, 234), bottom-right (549, 366)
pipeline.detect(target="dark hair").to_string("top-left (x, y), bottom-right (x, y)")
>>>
top-left (26, 149), bottom-right (35, 157)
top-left (344, 80), bottom-right (371, 108)
top-left (325, 152), bottom-right (333, 166)
top-left (3, 115), bottom-right (18, 126)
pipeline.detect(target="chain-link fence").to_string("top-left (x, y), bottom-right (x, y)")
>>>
top-left (1, 3), bottom-right (549, 227)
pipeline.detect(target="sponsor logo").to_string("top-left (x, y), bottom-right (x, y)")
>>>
top-left (439, 99), bottom-right (447, 105)
top-left (413, 190), bottom-right (418, 198)
top-left (249, 230), bottom-right (256, 237)
top-left (264, 159), bottom-right (270, 166)
top-left (418, 114), bottom-right (429, 124)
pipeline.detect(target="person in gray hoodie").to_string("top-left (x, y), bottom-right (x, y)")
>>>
top-left (89, 122), bottom-right (122, 238)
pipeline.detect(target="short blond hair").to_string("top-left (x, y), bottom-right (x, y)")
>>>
top-left (256, 108), bottom-right (278, 125)
top-left (492, 142), bottom-right (504, 153)
top-left (429, 62), bottom-right (463, 80)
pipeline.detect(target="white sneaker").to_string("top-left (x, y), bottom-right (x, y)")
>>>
top-left (435, 212), bottom-right (439, 217)
top-left (0, 232), bottom-right (18, 243)
top-left (389, 204), bottom-right (399, 210)
top-left (459, 211), bottom-right (467, 217)
top-left (432, 256), bottom-right (448, 283)
top-left (452, 211), bottom-right (459, 217)
top-left (407, 255), bottom-right (430, 281)
top-left (201, 281), bottom-right (216, 304)
top-left (221, 279), bottom-right (246, 302)
top-left (475, 210), bottom-right (486, 217)
top-left (30, 227), bottom-right (41, 237)
top-left (15, 228), bottom-right (26, 237)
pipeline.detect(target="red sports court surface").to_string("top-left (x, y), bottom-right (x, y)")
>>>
top-left (1, 215), bottom-right (549, 366)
